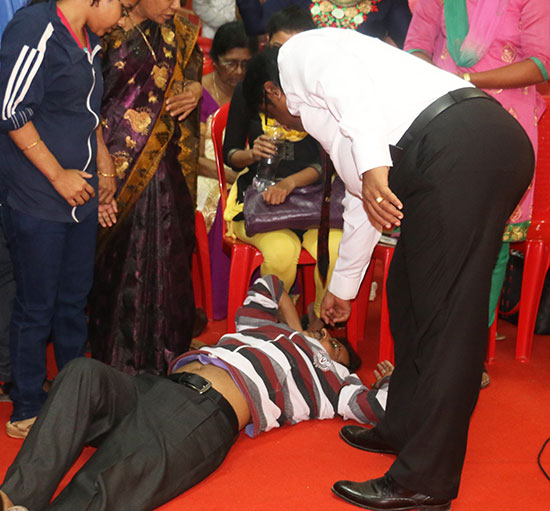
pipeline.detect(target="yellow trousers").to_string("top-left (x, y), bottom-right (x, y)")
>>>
top-left (232, 221), bottom-right (343, 318)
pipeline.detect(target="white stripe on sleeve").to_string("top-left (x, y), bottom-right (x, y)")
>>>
top-left (4, 23), bottom-right (54, 121)
top-left (2, 45), bottom-right (30, 120)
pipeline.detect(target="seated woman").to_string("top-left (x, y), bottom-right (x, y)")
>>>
top-left (222, 86), bottom-right (343, 329)
top-left (198, 20), bottom-right (256, 231)
top-left (198, 21), bottom-right (257, 320)
top-left (221, 8), bottom-right (342, 330)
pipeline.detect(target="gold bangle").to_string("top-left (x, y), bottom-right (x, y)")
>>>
top-left (22, 139), bottom-right (42, 151)
top-left (462, 72), bottom-right (471, 82)
top-left (98, 170), bottom-right (116, 178)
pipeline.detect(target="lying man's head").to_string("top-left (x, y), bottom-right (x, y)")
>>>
top-left (304, 328), bottom-right (362, 372)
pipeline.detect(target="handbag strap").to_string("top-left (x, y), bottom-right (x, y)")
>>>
top-left (317, 151), bottom-right (336, 286)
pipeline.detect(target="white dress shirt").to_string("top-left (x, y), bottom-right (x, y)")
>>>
top-left (278, 28), bottom-right (472, 300)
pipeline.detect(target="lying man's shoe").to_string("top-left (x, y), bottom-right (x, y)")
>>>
top-left (332, 474), bottom-right (451, 510)
top-left (340, 426), bottom-right (398, 455)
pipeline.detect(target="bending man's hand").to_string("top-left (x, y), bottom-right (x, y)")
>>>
top-left (361, 166), bottom-right (403, 231)
top-left (321, 291), bottom-right (351, 325)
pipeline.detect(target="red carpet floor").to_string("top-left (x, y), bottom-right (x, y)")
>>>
top-left (1, 304), bottom-right (550, 510)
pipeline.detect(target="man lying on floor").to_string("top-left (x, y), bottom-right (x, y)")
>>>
top-left (0, 275), bottom-right (388, 511)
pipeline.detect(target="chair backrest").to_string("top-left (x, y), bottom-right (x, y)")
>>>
top-left (530, 96), bottom-right (550, 240)
top-left (198, 36), bottom-right (214, 75)
top-left (211, 102), bottom-right (231, 218)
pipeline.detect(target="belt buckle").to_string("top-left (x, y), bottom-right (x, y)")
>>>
top-left (186, 378), bottom-right (212, 394)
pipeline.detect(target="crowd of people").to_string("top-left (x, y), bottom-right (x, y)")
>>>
top-left (0, 1), bottom-right (548, 511)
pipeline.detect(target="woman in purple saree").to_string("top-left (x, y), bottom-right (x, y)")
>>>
top-left (88, 0), bottom-right (203, 376)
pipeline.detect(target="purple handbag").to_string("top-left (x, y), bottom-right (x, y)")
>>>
top-left (243, 176), bottom-right (345, 237)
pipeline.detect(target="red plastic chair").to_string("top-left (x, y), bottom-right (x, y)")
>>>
top-left (351, 243), bottom-right (395, 363)
top-left (191, 210), bottom-right (213, 320)
top-left (511, 95), bottom-right (550, 362)
top-left (198, 36), bottom-right (214, 75)
top-left (212, 105), bottom-right (386, 349)
top-left (211, 104), bottom-right (318, 330)
top-left (355, 240), bottom-right (498, 364)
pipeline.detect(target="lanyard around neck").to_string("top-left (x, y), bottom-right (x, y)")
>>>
top-left (57, 6), bottom-right (91, 54)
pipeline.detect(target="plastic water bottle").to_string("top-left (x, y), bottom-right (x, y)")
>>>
top-left (252, 157), bottom-right (278, 192)
top-left (252, 132), bottom-right (283, 192)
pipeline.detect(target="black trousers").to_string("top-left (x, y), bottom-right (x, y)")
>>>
top-left (0, 358), bottom-right (237, 511)
top-left (376, 98), bottom-right (534, 499)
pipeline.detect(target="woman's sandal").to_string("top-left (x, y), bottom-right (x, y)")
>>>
top-left (5, 417), bottom-right (37, 440)
top-left (480, 370), bottom-right (491, 389)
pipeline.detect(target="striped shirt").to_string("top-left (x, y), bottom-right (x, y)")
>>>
top-left (170, 275), bottom-right (387, 438)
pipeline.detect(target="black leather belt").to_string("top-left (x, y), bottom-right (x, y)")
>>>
top-left (167, 371), bottom-right (239, 437)
top-left (391, 87), bottom-right (498, 164)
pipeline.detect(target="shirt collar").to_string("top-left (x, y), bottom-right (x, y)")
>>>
top-left (48, 0), bottom-right (100, 65)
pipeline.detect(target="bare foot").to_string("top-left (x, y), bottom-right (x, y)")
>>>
top-left (480, 369), bottom-right (490, 389)
top-left (372, 360), bottom-right (394, 389)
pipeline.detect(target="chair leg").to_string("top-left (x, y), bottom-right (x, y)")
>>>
top-left (193, 211), bottom-right (213, 320)
top-left (226, 246), bottom-right (254, 331)
top-left (301, 264), bottom-right (316, 317)
top-left (347, 260), bottom-right (375, 350)
top-left (486, 303), bottom-right (498, 365)
top-left (515, 241), bottom-right (550, 362)
top-left (226, 248), bottom-right (264, 332)
top-left (376, 245), bottom-right (395, 363)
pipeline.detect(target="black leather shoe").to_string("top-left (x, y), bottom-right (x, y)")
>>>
top-left (332, 475), bottom-right (451, 510)
top-left (340, 426), bottom-right (398, 455)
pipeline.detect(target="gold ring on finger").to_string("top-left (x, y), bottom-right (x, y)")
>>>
top-left (375, 196), bottom-right (385, 204)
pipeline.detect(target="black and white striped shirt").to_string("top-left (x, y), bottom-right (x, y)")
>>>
top-left (170, 275), bottom-right (386, 437)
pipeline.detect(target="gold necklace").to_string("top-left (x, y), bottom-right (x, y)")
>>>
top-left (212, 73), bottom-right (221, 105)
top-left (128, 14), bottom-right (157, 63)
